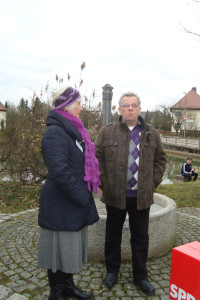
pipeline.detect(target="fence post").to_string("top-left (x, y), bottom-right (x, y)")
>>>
top-left (102, 84), bottom-right (113, 126)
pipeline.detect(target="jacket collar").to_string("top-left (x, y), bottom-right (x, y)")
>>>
top-left (119, 115), bottom-right (150, 131)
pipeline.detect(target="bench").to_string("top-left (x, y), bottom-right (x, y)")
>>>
top-left (176, 175), bottom-right (189, 182)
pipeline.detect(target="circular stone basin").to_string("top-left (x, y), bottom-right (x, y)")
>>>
top-left (88, 193), bottom-right (177, 261)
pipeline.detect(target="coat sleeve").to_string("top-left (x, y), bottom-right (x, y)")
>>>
top-left (95, 127), bottom-right (105, 190)
top-left (42, 126), bottom-right (90, 207)
top-left (153, 131), bottom-right (167, 188)
top-left (184, 163), bottom-right (191, 174)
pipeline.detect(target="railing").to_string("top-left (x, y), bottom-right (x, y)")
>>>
top-left (161, 136), bottom-right (200, 149)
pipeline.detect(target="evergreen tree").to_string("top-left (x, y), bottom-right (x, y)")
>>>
top-left (144, 110), bottom-right (152, 124)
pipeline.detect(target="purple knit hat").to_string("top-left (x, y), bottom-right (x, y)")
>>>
top-left (54, 87), bottom-right (81, 110)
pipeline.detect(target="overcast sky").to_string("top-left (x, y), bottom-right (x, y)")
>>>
top-left (0, 0), bottom-right (200, 111)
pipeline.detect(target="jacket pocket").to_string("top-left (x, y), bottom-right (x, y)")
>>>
top-left (103, 141), bottom-right (118, 160)
top-left (144, 143), bottom-right (157, 162)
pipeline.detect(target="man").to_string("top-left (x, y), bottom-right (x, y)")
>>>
top-left (95, 92), bottom-right (166, 296)
top-left (181, 157), bottom-right (198, 181)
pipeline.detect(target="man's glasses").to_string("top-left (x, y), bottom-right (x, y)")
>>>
top-left (120, 103), bottom-right (138, 108)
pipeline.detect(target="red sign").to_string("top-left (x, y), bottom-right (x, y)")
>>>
top-left (183, 116), bottom-right (188, 120)
top-left (169, 241), bottom-right (200, 300)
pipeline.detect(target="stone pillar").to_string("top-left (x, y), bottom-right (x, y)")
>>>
top-left (102, 84), bottom-right (113, 126)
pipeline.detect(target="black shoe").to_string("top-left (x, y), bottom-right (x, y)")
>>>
top-left (134, 279), bottom-right (155, 296)
top-left (104, 272), bottom-right (118, 288)
top-left (64, 278), bottom-right (92, 299)
top-left (48, 285), bottom-right (66, 300)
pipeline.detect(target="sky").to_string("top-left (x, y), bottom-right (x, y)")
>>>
top-left (0, 0), bottom-right (200, 111)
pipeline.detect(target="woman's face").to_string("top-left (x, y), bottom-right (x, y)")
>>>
top-left (65, 99), bottom-right (83, 118)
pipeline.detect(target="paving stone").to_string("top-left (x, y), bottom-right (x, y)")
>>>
top-left (0, 208), bottom-right (199, 299)
top-left (9, 274), bottom-right (20, 282)
top-left (0, 285), bottom-right (12, 300)
top-left (160, 296), bottom-right (170, 300)
top-left (7, 294), bottom-right (28, 300)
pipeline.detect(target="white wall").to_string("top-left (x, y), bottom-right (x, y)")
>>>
top-left (0, 111), bottom-right (6, 129)
top-left (171, 109), bottom-right (200, 133)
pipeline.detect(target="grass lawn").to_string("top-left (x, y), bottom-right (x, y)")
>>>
top-left (156, 181), bottom-right (200, 208)
top-left (0, 182), bottom-right (41, 213)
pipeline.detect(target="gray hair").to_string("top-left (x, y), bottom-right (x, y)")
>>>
top-left (118, 92), bottom-right (141, 107)
top-left (66, 102), bottom-right (75, 111)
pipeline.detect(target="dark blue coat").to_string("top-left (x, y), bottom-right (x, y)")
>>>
top-left (38, 110), bottom-right (99, 231)
top-left (181, 163), bottom-right (192, 175)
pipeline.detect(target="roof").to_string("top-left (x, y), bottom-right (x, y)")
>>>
top-left (170, 87), bottom-right (200, 110)
top-left (0, 101), bottom-right (7, 111)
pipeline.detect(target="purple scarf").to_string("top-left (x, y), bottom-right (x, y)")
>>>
top-left (55, 109), bottom-right (101, 194)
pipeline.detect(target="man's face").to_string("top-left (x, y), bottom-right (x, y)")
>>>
top-left (187, 159), bottom-right (192, 164)
top-left (118, 96), bottom-right (141, 126)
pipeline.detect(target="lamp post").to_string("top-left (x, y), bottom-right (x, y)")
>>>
top-left (102, 84), bottom-right (113, 126)
top-left (183, 92), bottom-right (186, 138)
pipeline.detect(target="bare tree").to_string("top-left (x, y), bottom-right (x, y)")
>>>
top-left (181, 0), bottom-right (200, 39)
top-left (171, 110), bottom-right (185, 135)
top-left (0, 102), bottom-right (49, 183)
top-left (0, 62), bottom-right (103, 183)
top-left (81, 90), bottom-right (103, 141)
top-left (171, 109), bottom-right (196, 135)
top-left (151, 104), bottom-right (172, 131)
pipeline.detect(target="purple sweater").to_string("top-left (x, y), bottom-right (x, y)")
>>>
top-left (126, 123), bottom-right (141, 198)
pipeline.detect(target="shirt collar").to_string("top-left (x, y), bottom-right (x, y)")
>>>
top-left (128, 119), bottom-right (141, 131)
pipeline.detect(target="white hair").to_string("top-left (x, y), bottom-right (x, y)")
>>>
top-left (51, 85), bottom-right (69, 107)
top-left (66, 102), bottom-right (75, 111)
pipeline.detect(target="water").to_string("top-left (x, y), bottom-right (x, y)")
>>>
top-left (162, 156), bottom-right (200, 184)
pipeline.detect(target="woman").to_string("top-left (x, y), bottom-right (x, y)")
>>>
top-left (38, 86), bottom-right (100, 300)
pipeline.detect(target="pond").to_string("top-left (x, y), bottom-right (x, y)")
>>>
top-left (162, 155), bottom-right (200, 184)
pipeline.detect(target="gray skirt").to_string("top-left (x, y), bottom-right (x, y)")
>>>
top-left (38, 227), bottom-right (88, 273)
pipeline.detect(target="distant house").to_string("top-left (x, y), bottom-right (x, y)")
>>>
top-left (170, 87), bottom-right (200, 133)
top-left (0, 101), bottom-right (7, 130)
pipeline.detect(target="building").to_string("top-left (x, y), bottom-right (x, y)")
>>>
top-left (170, 87), bottom-right (200, 133)
top-left (0, 101), bottom-right (7, 130)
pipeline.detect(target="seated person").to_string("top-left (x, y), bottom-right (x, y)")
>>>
top-left (181, 157), bottom-right (198, 181)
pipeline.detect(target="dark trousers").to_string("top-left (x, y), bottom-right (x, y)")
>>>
top-left (105, 197), bottom-right (150, 282)
top-left (184, 171), bottom-right (198, 181)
